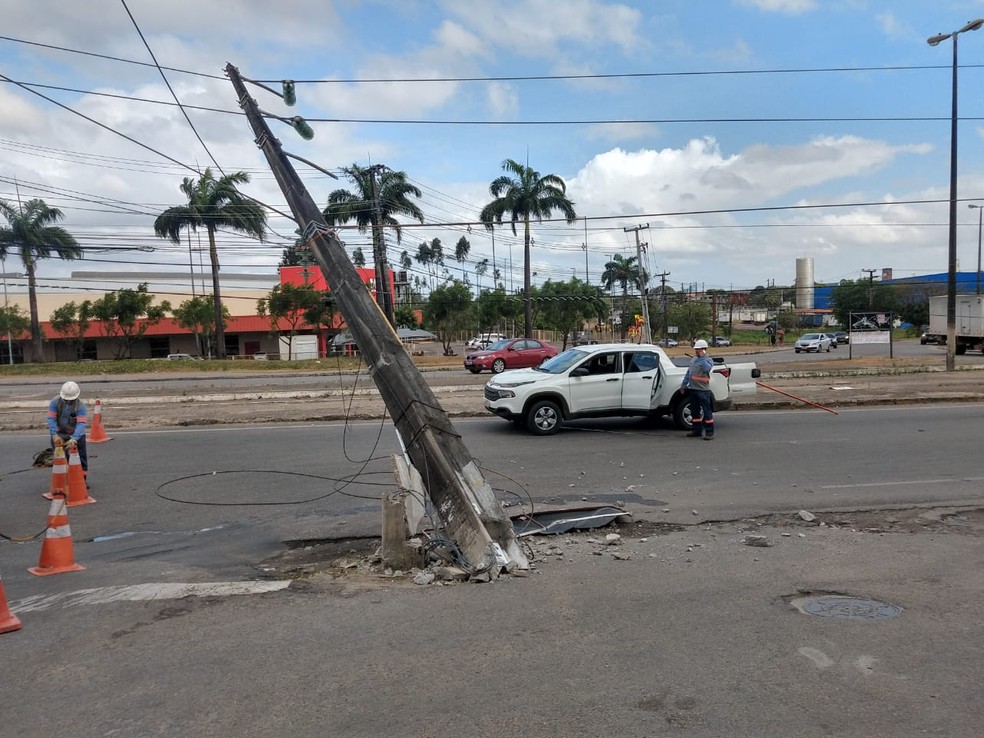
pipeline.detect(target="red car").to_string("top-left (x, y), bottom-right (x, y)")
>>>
top-left (464, 338), bottom-right (558, 374)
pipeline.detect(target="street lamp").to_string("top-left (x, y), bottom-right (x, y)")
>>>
top-left (928, 17), bottom-right (984, 371)
top-left (969, 203), bottom-right (983, 294)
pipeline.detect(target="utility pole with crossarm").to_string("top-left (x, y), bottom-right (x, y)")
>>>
top-left (224, 63), bottom-right (527, 576)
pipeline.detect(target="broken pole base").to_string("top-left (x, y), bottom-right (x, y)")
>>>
top-left (381, 492), bottom-right (424, 570)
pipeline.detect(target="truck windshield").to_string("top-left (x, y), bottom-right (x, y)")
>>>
top-left (537, 348), bottom-right (590, 374)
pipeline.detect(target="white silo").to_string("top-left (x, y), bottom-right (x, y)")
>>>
top-left (795, 257), bottom-right (815, 310)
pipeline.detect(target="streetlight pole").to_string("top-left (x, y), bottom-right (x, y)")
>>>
top-left (969, 203), bottom-right (983, 294)
top-left (928, 17), bottom-right (984, 371)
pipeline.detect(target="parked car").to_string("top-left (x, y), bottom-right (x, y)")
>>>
top-left (920, 330), bottom-right (941, 345)
top-left (464, 338), bottom-right (558, 374)
top-left (711, 336), bottom-right (731, 347)
top-left (166, 353), bottom-right (200, 361)
top-left (465, 333), bottom-right (507, 350)
top-left (831, 331), bottom-right (849, 345)
top-left (794, 332), bottom-right (832, 353)
top-left (657, 337), bottom-right (678, 348)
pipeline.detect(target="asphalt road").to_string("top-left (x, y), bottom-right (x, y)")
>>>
top-left (2, 405), bottom-right (984, 736)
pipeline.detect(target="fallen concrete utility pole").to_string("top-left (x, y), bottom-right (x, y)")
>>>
top-left (225, 63), bottom-right (527, 576)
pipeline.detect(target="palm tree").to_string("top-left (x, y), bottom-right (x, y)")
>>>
top-left (323, 164), bottom-right (424, 323)
top-left (454, 235), bottom-right (470, 280)
top-left (475, 257), bottom-right (489, 294)
top-left (479, 159), bottom-right (577, 338)
top-left (0, 198), bottom-right (83, 362)
top-left (154, 168), bottom-right (266, 359)
top-left (601, 254), bottom-right (641, 340)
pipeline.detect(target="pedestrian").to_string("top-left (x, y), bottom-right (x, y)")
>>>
top-left (46, 381), bottom-right (88, 477)
top-left (682, 339), bottom-right (714, 440)
top-left (777, 328), bottom-right (785, 347)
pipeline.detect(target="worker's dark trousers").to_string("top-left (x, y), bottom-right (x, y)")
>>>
top-left (688, 390), bottom-right (714, 437)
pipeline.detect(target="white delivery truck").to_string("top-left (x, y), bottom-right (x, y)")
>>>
top-left (926, 294), bottom-right (984, 354)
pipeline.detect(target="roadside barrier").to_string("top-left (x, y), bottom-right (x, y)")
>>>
top-left (89, 399), bottom-right (111, 443)
top-left (43, 440), bottom-right (68, 501)
top-left (66, 446), bottom-right (95, 507)
top-left (28, 494), bottom-right (85, 577)
top-left (0, 565), bottom-right (22, 634)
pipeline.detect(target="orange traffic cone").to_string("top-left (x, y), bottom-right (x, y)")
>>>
top-left (88, 399), bottom-right (111, 443)
top-left (66, 445), bottom-right (95, 507)
top-left (0, 565), bottom-right (22, 634)
top-left (28, 494), bottom-right (85, 577)
top-left (43, 439), bottom-right (69, 501)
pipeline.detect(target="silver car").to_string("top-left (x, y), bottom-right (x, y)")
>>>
top-left (794, 332), bottom-right (832, 353)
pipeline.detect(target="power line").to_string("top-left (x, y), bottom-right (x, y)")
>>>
top-left (120, 0), bottom-right (218, 173)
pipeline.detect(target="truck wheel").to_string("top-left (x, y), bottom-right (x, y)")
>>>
top-left (492, 358), bottom-right (506, 373)
top-left (526, 399), bottom-right (561, 435)
top-left (672, 398), bottom-right (693, 430)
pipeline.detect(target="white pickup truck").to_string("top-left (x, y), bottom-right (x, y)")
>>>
top-left (483, 342), bottom-right (761, 435)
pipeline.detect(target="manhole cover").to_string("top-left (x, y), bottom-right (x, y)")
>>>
top-left (793, 596), bottom-right (902, 621)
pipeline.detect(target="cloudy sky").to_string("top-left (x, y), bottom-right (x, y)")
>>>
top-left (3, 0), bottom-right (984, 299)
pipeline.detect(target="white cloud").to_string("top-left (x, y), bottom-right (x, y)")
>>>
top-left (486, 82), bottom-right (519, 119)
top-left (876, 12), bottom-right (916, 41)
top-left (443, 0), bottom-right (644, 58)
top-left (0, 86), bottom-right (45, 133)
top-left (736, 0), bottom-right (817, 14)
top-left (585, 122), bottom-right (662, 142)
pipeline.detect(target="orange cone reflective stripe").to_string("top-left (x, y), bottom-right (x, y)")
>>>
top-left (66, 445), bottom-right (95, 507)
top-left (28, 494), bottom-right (85, 577)
top-left (43, 440), bottom-right (69, 501)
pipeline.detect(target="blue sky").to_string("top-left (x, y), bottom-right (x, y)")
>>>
top-left (4, 0), bottom-right (984, 298)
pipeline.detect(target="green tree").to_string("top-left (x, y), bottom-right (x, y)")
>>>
top-left (172, 294), bottom-right (226, 358)
top-left (323, 165), bottom-right (424, 320)
top-left (537, 278), bottom-right (607, 349)
top-left (480, 159), bottom-right (578, 339)
top-left (601, 254), bottom-right (641, 340)
top-left (424, 282), bottom-right (474, 355)
top-left (474, 287), bottom-right (521, 334)
top-left (256, 283), bottom-right (323, 360)
top-left (0, 304), bottom-right (30, 354)
top-left (454, 235), bottom-right (471, 280)
top-left (394, 304), bottom-right (419, 329)
top-left (154, 168), bottom-right (267, 359)
top-left (830, 279), bottom-right (903, 328)
top-left (0, 198), bottom-right (83, 362)
top-left (49, 300), bottom-right (95, 361)
top-left (669, 301), bottom-right (712, 343)
top-left (303, 290), bottom-right (338, 338)
top-left (475, 258), bottom-right (489, 293)
top-left (92, 283), bottom-right (171, 359)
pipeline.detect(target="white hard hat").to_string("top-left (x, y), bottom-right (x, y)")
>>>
top-left (693, 339), bottom-right (709, 350)
top-left (60, 381), bottom-right (80, 401)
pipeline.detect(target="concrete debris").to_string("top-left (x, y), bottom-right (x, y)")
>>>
top-left (692, 510), bottom-right (699, 516)
top-left (432, 567), bottom-right (469, 582)
top-left (605, 533), bottom-right (621, 544)
top-left (742, 535), bottom-right (773, 547)
top-left (413, 571), bottom-right (436, 585)
top-left (611, 552), bottom-right (631, 560)
top-left (798, 510), bottom-right (816, 522)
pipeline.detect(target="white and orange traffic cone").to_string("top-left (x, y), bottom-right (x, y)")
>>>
top-left (88, 399), bottom-right (111, 443)
top-left (66, 445), bottom-right (95, 507)
top-left (43, 439), bottom-right (69, 501)
top-left (28, 494), bottom-right (86, 577)
top-left (0, 565), bottom-right (22, 634)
